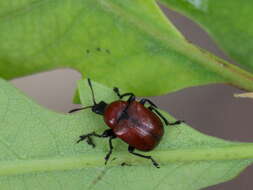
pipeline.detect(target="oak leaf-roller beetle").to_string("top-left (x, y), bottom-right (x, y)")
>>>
top-left (69, 79), bottom-right (182, 168)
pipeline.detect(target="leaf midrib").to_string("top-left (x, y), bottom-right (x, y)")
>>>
top-left (1, 144), bottom-right (253, 177)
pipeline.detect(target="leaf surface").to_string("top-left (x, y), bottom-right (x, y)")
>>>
top-left (0, 78), bottom-right (253, 189)
top-left (160, 0), bottom-right (253, 73)
top-left (1, 0), bottom-right (253, 95)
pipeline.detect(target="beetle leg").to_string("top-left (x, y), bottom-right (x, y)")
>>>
top-left (140, 98), bottom-right (183, 125)
top-left (77, 129), bottom-right (117, 165)
top-left (86, 136), bottom-right (96, 148)
top-left (128, 146), bottom-right (160, 168)
top-left (104, 135), bottom-right (116, 165)
top-left (126, 94), bottom-right (135, 103)
top-left (148, 106), bottom-right (168, 125)
top-left (113, 87), bottom-right (121, 98)
top-left (124, 94), bottom-right (136, 110)
top-left (121, 93), bottom-right (135, 100)
top-left (113, 87), bottom-right (135, 100)
top-left (77, 129), bottom-right (114, 148)
top-left (148, 107), bottom-right (183, 126)
top-left (139, 98), bottom-right (158, 108)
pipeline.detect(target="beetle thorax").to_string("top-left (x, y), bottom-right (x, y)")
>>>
top-left (103, 101), bottom-right (128, 129)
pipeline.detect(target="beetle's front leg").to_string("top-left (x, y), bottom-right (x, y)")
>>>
top-left (77, 129), bottom-right (114, 147)
top-left (77, 129), bottom-right (117, 165)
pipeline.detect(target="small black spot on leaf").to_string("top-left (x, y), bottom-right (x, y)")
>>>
top-left (121, 162), bottom-right (131, 167)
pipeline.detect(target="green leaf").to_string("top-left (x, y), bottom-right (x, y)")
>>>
top-left (159, 0), bottom-right (253, 73)
top-left (1, 1), bottom-right (253, 95)
top-left (1, 78), bottom-right (253, 189)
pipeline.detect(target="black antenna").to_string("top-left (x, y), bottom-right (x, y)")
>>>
top-left (68, 105), bottom-right (93, 113)
top-left (68, 78), bottom-right (99, 114)
top-left (87, 78), bottom-right (97, 105)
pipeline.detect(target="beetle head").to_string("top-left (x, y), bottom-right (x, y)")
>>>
top-left (91, 101), bottom-right (108, 115)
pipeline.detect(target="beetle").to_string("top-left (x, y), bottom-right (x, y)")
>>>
top-left (69, 79), bottom-right (182, 168)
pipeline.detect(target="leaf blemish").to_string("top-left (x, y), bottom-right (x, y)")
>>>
top-left (89, 169), bottom-right (108, 188)
top-left (106, 49), bottom-right (111, 54)
top-left (218, 60), bottom-right (227, 67)
top-left (86, 49), bottom-right (90, 54)
top-left (121, 162), bottom-right (131, 167)
top-left (96, 47), bottom-right (101, 51)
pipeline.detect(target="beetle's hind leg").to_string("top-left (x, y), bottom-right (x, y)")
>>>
top-left (139, 98), bottom-right (158, 108)
top-left (148, 106), bottom-right (183, 126)
top-left (128, 146), bottom-right (160, 168)
top-left (140, 98), bottom-right (183, 125)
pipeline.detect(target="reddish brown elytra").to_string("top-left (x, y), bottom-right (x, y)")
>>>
top-left (69, 79), bottom-right (182, 168)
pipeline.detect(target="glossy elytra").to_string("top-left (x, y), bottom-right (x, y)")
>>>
top-left (69, 79), bottom-right (183, 168)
